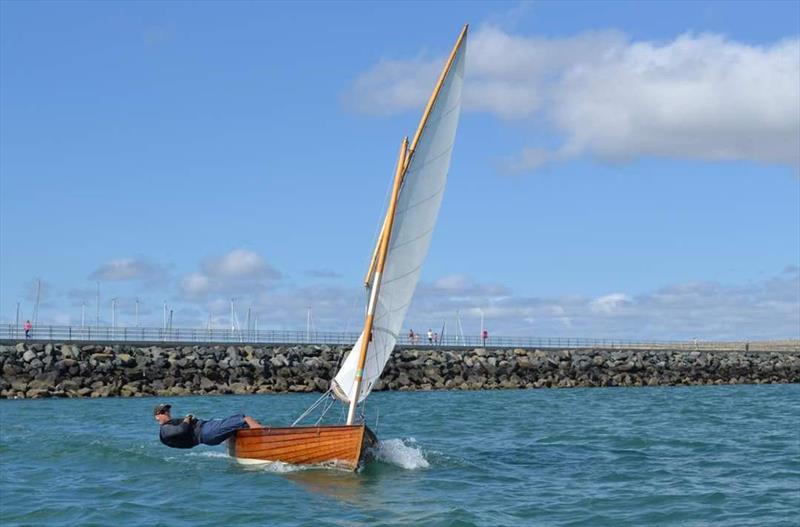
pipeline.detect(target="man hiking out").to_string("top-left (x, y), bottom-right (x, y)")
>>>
top-left (153, 403), bottom-right (264, 449)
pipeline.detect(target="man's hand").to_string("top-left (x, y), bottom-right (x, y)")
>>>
top-left (183, 414), bottom-right (196, 424)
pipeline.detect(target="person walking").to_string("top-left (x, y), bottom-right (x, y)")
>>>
top-left (24, 320), bottom-right (32, 339)
top-left (408, 329), bottom-right (415, 345)
top-left (427, 329), bottom-right (433, 345)
top-left (481, 329), bottom-right (488, 347)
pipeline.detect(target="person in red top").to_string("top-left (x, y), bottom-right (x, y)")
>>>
top-left (23, 320), bottom-right (32, 339)
top-left (481, 329), bottom-right (488, 346)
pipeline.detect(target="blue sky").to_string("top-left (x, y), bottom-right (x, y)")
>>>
top-left (1, 1), bottom-right (798, 340)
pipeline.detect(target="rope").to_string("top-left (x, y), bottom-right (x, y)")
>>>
top-left (314, 395), bottom-right (337, 426)
top-left (291, 388), bottom-right (333, 426)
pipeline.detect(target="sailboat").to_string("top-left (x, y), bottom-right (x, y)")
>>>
top-left (227, 24), bottom-right (468, 471)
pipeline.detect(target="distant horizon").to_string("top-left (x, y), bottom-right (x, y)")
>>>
top-left (2, 1), bottom-right (798, 341)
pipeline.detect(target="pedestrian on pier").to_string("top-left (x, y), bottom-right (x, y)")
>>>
top-left (408, 329), bottom-right (416, 345)
top-left (427, 329), bottom-right (433, 344)
top-left (24, 320), bottom-right (32, 339)
top-left (481, 329), bottom-right (488, 347)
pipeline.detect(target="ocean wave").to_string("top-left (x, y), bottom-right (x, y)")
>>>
top-left (186, 450), bottom-right (229, 459)
top-left (374, 438), bottom-right (429, 469)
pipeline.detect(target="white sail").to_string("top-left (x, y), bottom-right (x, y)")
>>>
top-left (333, 33), bottom-right (466, 404)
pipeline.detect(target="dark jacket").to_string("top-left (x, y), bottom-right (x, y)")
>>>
top-left (159, 418), bottom-right (203, 449)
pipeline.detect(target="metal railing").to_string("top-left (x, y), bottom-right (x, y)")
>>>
top-left (2, 324), bottom-right (797, 351)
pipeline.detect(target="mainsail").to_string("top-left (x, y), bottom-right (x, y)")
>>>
top-left (333, 27), bottom-right (467, 404)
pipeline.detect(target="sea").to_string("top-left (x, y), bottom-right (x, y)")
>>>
top-left (1, 384), bottom-right (798, 526)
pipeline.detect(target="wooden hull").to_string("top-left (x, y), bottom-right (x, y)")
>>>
top-left (227, 424), bottom-right (377, 471)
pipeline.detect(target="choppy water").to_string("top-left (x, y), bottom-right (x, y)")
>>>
top-left (1, 384), bottom-right (798, 526)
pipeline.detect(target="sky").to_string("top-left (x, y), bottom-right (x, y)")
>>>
top-left (1, 0), bottom-right (798, 341)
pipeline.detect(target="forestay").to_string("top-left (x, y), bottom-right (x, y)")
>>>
top-left (332, 34), bottom-right (466, 404)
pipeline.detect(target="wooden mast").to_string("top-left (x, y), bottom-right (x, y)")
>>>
top-left (363, 24), bottom-right (468, 288)
top-left (347, 136), bottom-right (408, 424)
top-left (363, 215), bottom-right (388, 286)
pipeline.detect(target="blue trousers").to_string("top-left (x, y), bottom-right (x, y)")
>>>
top-left (199, 414), bottom-right (249, 445)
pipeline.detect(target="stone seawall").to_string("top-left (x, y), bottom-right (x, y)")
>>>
top-left (1, 342), bottom-right (798, 399)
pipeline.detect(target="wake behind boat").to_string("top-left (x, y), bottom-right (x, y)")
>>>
top-left (227, 24), bottom-right (468, 471)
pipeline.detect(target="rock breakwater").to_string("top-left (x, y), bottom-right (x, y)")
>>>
top-left (1, 342), bottom-right (798, 399)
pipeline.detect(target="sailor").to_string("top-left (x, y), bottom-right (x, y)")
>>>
top-left (153, 403), bottom-right (264, 449)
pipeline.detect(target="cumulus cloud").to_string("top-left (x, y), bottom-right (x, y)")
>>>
top-left (89, 257), bottom-right (166, 282)
top-left (178, 249), bottom-right (281, 301)
top-left (12, 264), bottom-right (798, 341)
top-left (185, 284), bottom-right (364, 334)
top-left (201, 249), bottom-right (280, 280)
top-left (404, 269), bottom-right (800, 341)
top-left (346, 26), bottom-right (800, 168)
top-left (590, 293), bottom-right (633, 314)
top-left (180, 273), bottom-right (211, 298)
top-left (429, 274), bottom-right (510, 298)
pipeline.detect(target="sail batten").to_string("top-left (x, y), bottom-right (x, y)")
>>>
top-left (333, 27), bottom-right (467, 405)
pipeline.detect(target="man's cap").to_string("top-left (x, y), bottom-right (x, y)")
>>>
top-left (153, 403), bottom-right (172, 415)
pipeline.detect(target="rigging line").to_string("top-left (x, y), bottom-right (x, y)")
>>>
top-left (363, 157), bottom-right (399, 276)
top-left (291, 388), bottom-right (333, 426)
top-left (359, 394), bottom-right (368, 423)
top-left (314, 395), bottom-right (337, 426)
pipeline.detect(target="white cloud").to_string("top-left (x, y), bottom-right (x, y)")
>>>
top-left (10, 264), bottom-right (798, 341)
top-left (401, 268), bottom-right (800, 340)
top-left (89, 258), bottom-right (166, 282)
top-left (345, 58), bottom-right (443, 116)
top-left (550, 33), bottom-right (800, 166)
top-left (180, 273), bottom-right (211, 299)
top-left (178, 249), bottom-right (281, 301)
top-left (430, 274), bottom-right (510, 297)
top-left (202, 249), bottom-right (280, 280)
top-left (590, 293), bottom-right (633, 314)
top-left (347, 26), bottom-right (800, 168)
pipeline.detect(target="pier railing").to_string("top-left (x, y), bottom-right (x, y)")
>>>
top-left (2, 324), bottom-right (797, 351)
